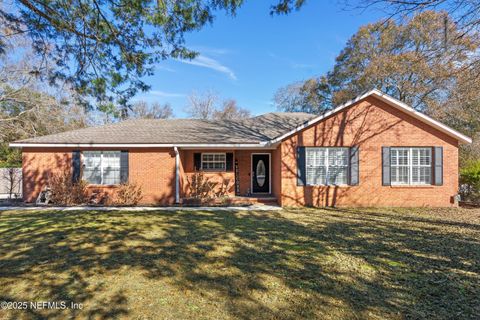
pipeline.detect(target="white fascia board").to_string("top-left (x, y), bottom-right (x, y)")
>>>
top-left (9, 142), bottom-right (275, 149)
top-left (268, 89), bottom-right (472, 145)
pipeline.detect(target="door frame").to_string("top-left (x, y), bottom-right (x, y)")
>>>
top-left (251, 153), bottom-right (271, 194)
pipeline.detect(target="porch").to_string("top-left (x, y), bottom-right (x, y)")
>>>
top-left (176, 148), bottom-right (280, 204)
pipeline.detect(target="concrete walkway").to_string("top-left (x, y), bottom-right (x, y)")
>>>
top-left (0, 204), bottom-right (282, 212)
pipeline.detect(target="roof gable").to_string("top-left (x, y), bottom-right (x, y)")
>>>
top-left (269, 89), bottom-right (472, 145)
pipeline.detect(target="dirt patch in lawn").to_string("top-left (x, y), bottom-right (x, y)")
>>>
top-left (0, 207), bottom-right (479, 319)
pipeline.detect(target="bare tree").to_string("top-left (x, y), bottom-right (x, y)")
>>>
top-left (274, 78), bottom-right (332, 114)
top-left (213, 99), bottom-right (251, 120)
top-left (129, 101), bottom-right (174, 119)
top-left (0, 24), bottom-right (88, 165)
top-left (1, 168), bottom-right (21, 200)
top-left (0, 24), bottom-right (52, 123)
top-left (185, 91), bottom-right (251, 120)
top-left (185, 90), bottom-right (219, 119)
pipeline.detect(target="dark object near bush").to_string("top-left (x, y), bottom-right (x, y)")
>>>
top-left (459, 161), bottom-right (480, 202)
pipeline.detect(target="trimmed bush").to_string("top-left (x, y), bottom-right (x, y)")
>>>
top-left (188, 171), bottom-right (215, 200)
top-left (114, 182), bottom-right (143, 206)
top-left (459, 160), bottom-right (480, 202)
top-left (48, 172), bottom-right (88, 205)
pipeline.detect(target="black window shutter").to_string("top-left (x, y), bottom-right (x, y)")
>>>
top-left (434, 146), bottom-right (443, 186)
top-left (72, 150), bottom-right (81, 183)
top-left (382, 147), bottom-right (391, 186)
top-left (349, 146), bottom-right (359, 186)
top-left (297, 147), bottom-right (306, 186)
top-left (120, 150), bottom-right (129, 183)
top-left (226, 153), bottom-right (234, 171)
top-left (194, 153), bottom-right (201, 171)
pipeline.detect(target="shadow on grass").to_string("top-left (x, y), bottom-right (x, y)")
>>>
top-left (0, 208), bottom-right (479, 319)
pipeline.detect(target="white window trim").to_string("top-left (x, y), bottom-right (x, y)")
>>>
top-left (390, 147), bottom-right (432, 186)
top-left (201, 152), bottom-right (226, 171)
top-left (82, 151), bottom-right (121, 185)
top-left (306, 147), bottom-right (349, 186)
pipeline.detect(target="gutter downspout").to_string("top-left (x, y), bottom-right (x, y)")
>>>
top-left (174, 146), bottom-right (180, 204)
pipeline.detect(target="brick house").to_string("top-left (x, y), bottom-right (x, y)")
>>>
top-left (11, 90), bottom-right (472, 207)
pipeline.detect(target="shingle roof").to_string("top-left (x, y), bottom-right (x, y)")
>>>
top-left (14, 112), bottom-right (315, 145)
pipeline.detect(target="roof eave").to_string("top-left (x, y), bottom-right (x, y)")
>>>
top-left (9, 142), bottom-right (276, 149)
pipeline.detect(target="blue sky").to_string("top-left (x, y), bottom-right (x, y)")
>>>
top-left (135, 1), bottom-right (384, 117)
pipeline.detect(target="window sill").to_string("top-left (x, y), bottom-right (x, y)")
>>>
top-left (390, 185), bottom-right (434, 188)
top-left (305, 184), bottom-right (351, 188)
top-left (86, 184), bottom-right (119, 188)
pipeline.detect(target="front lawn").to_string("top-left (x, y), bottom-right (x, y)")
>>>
top-left (0, 207), bottom-right (479, 319)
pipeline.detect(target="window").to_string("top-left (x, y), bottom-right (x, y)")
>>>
top-left (390, 147), bottom-right (431, 185)
top-left (83, 151), bottom-right (121, 185)
top-left (306, 148), bottom-right (349, 185)
top-left (201, 153), bottom-right (226, 171)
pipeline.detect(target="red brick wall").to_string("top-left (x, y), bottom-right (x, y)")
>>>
top-left (180, 150), bottom-right (235, 197)
top-left (22, 148), bottom-right (73, 203)
top-left (22, 147), bottom-right (176, 205)
top-left (129, 148), bottom-right (176, 204)
top-left (21, 147), bottom-right (271, 204)
top-left (22, 96), bottom-right (460, 207)
top-left (271, 147), bottom-right (282, 204)
top-left (279, 96), bottom-right (460, 207)
top-left (181, 149), bottom-right (277, 197)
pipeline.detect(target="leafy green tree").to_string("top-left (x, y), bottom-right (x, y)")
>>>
top-left (460, 160), bottom-right (480, 202)
top-left (275, 11), bottom-right (479, 114)
top-left (1, 0), bottom-right (308, 113)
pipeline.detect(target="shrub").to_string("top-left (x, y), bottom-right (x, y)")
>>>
top-left (215, 178), bottom-right (232, 197)
top-left (188, 171), bottom-right (216, 199)
top-left (48, 172), bottom-right (88, 205)
top-left (114, 182), bottom-right (143, 205)
top-left (88, 189), bottom-right (113, 205)
top-left (459, 160), bottom-right (480, 202)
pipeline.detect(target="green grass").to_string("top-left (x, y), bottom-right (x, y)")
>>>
top-left (0, 207), bottom-right (479, 319)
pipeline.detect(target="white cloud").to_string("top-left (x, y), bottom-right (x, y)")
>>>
top-left (191, 46), bottom-right (231, 55)
top-left (177, 55), bottom-right (237, 80)
top-left (156, 65), bottom-right (176, 72)
top-left (149, 90), bottom-right (185, 98)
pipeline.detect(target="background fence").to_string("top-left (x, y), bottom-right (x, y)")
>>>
top-left (0, 168), bottom-right (22, 200)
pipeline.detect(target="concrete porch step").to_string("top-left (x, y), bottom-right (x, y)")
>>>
top-left (229, 196), bottom-right (278, 205)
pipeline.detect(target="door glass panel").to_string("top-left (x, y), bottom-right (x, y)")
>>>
top-left (256, 160), bottom-right (266, 187)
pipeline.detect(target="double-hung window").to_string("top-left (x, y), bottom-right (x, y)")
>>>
top-left (390, 147), bottom-right (431, 185)
top-left (201, 153), bottom-right (226, 171)
top-left (83, 151), bottom-right (121, 185)
top-left (306, 147), bottom-right (349, 185)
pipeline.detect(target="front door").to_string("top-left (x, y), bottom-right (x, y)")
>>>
top-left (252, 154), bottom-right (270, 193)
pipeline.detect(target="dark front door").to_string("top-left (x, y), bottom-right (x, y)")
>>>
top-left (252, 154), bottom-right (270, 193)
